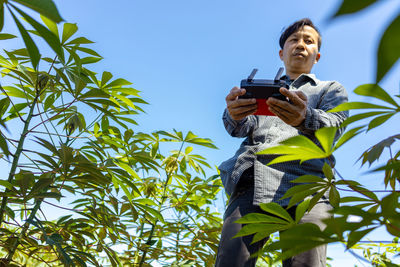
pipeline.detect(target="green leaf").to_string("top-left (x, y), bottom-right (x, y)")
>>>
top-left (74, 46), bottom-right (102, 58)
top-left (267, 223), bottom-right (335, 261)
top-left (114, 161), bottom-right (140, 179)
top-left (358, 134), bottom-right (400, 166)
top-left (329, 102), bottom-right (394, 112)
top-left (315, 127), bottom-right (337, 153)
top-left (380, 193), bottom-right (398, 217)
top-left (0, 4), bottom-right (4, 32)
top-left (283, 185), bottom-right (323, 208)
top-left (331, 0), bottom-right (377, 18)
top-left (234, 223), bottom-right (288, 238)
top-left (0, 133), bottom-right (9, 157)
top-left (65, 37), bottom-right (94, 45)
top-left (12, 4), bottom-right (63, 60)
top-left (80, 56), bottom-right (102, 65)
top-left (367, 113), bottom-right (394, 131)
top-left (377, 15), bottom-right (400, 83)
top-left (259, 202), bottom-right (294, 223)
top-left (309, 189), bottom-right (328, 211)
top-left (342, 112), bottom-right (383, 127)
top-left (354, 84), bottom-right (399, 107)
top-left (347, 228), bottom-right (377, 248)
top-left (329, 186), bottom-right (340, 208)
top-left (100, 71), bottom-right (113, 88)
top-left (322, 163), bottom-right (334, 181)
top-left (29, 178), bottom-right (52, 196)
top-left (44, 94), bottom-right (56, 110)
top-left (236, 213), bottom-right (289, 224)
top-left (11, 0), bottom-right (63, 23)
top-left (371, 161), bottom-right (400, 173)
top-left (34, 192), bottom-right (62, 199)
top-left (112, 93), bottom-right (136, 109)
top-left (0, 33), bottom-right (17, 40)
top-left (0, 180), bottom-right (13, 190)
top-left (261, 138), bottom-right (328, 164)
top-left (9, 10), bottom-right (40, 69)
top-left (41, 14), bottom-right (58, 36)
top-left (62, 23), bottom-right (78, 44)
top-left (334, 126), bottom-right (365, 150)
top-left (295, 198), bottom-right (311, 223)
top-left (106, 78), bottom-right (132, 88)
top-left (137, 204), bottom-right (165, 223)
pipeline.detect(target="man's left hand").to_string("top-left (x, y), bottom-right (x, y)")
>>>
top-left (266, 87), bottom-right (307, 127)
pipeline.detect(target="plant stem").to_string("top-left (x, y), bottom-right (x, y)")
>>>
top-left (138, 141), bottom-right (185, 267)
top-left (0, 95), bottom-right (38, 225)
top-left (6, 197), bottom-right (45, 261)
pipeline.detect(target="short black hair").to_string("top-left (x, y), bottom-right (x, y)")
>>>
top-left (279, 18), bottom-right (321, 51)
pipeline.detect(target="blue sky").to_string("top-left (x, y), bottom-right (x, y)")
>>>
top-left (3, 0), bottom-right (400, 265)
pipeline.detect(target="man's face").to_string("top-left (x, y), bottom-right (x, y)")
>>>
top-left (279, 25), bottom-right (321, 77)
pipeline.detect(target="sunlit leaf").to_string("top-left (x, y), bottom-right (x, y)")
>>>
top-left (40, 14), bottom-right (58, 36)
top-left (342, 112), bottom-right (384, 128)
top-left (236, 213), bottom-right (288, 224)
top-left (114, 161), bottom-right (140, 179)
top-left (323, 163), bottom-right (334, 180)
top-left (80, 56), bottom-right (102, 65)
top-left (234, 223), bottom-right (288, 238)
top-left (259, 202), bottom-right (294, 223)
top-left (315, 127), bottom-right (337, 153)
top-left (74, 46), bottom-right (102, 58)
top-left (0, 33), bottom-right (17, 40)
top-left (347, 228), bottom-right (377, 249)
top-left (62, 23), bottom-right (78, 44)
top-left (329, 186), bottom-right (340, 208)
top-left (65, 36), bottom-right (94, 45)
top-left (0, 180), bottom-right (13, 190)
top-left (9, 10), bottom-right (40, 69)
top-left (11, 0), bottom-right (63, 23)
top-left (295, 198), bottom-right (311, 223)
top-left (329, 102), bottom-right (394, 112)
top-left (107, 78), bottom-right (132, 88)
top-left (354, 84), bottom-right (399, 107)
top-left (367, 113), bottom-right (394, 131)
top-left (12, 4), bottom-right (63, 60)
top-left (334, 126), bottom-right (364, 150)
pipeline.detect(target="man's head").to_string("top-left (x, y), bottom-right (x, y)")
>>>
top-left (279, 18), bottom-right (321, 79)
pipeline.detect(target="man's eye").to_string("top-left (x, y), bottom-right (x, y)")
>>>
top-left (305, 39), bottom-right (313, 44)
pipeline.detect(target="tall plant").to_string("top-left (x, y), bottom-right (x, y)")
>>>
top-left (235, 0), bottom-right (400, 265)
top-left (0, 1), bottom-right (222, 266)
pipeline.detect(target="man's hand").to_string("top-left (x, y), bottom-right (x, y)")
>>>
top-left (266, 87), bottom-right (307, 126)
top-left (226, 87), bottom-right (257, 121)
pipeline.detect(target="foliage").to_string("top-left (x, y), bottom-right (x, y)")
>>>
top-left (352, 238), bottom-right (400, 267)
top-left (0, 1), bottom-right (222, 266)
top-left (236, 0), bottom-right (400, 265)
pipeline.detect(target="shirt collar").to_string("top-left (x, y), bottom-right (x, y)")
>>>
top-left (282, 73), bottom-right (319, 88)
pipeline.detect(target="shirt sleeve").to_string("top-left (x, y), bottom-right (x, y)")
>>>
top-left (294, 81), bottom-right (349, 140)
top-left (222, 108), bottom-right (257, 138)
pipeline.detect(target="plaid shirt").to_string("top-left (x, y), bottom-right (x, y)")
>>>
top-left (219, 73), bottom-right (349, 206)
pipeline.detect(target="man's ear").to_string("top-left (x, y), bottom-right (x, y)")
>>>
top-left (314, 52), bottom-right (321, 64)
top-left (279, 49), bottom-right (283, 60)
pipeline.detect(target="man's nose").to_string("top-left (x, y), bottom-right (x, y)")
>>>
top-left (295, 39), bottom-right (305, 49)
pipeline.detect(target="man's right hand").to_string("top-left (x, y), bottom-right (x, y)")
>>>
top-left (226, 87), bottom-right (257, 121)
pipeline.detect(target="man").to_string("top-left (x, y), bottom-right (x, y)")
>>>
top-left (215, 18), bottom-right (348, 267)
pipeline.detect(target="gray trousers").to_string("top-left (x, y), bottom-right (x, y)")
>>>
top-left (215, 171), bottom-right (331, 267)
